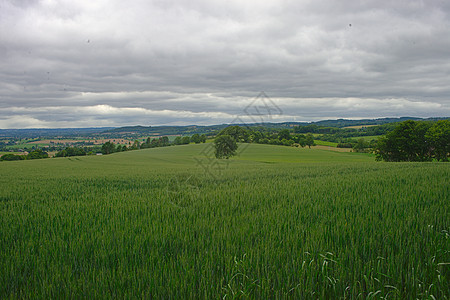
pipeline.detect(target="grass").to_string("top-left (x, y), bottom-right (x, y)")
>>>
top-left (359, 135), bottom-right (383, 141)
top-left (0, 144), bottom-right (448, 298)
top-left (314, 140), bottom-right (339, 147)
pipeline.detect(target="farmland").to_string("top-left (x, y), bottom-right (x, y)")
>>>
top-left (0, 144), bottom-right (448, 298)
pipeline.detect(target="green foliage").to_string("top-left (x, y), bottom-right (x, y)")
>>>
top-left (142, 136), bottom-right (170, 149)
top-left (0, 153), bottom-right (25, 161)
top-left (115, 145), bottom-right (127, 152)
top-left (26, 149), bottom-right (48, 160)
top-left (353, 138), bottom-right (368, 153)
top-left (200, 134), bottom-right (207, 143)
top-left (214, 135), bottom-right (238, 159)
top-left (305, 133), bottom-right (315, 148)
top-left (0, 144), bottom-right (448, 298)
top-left (55, 147), bottom-right (87, 157)
top-left (131, 140), bottom-right (141, 150)
top-left (101, 141), bottom-right (116, 154)
top-left (219, 126), bottom-right (250, 142)
top-left (173, 136), bottom-right (182, 145)
top-left (278, 129), bottom-right (290, 140)
top-left (181, 136), bottom-right (191, 145)
top-left (375, 120), bottom-right (449, 162)
top-left (426, 120), bottom-right (450, 162)
top-left (191, 134), bottom-right (201, 144)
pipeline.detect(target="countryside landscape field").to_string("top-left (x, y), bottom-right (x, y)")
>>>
top-left (1, 144), bottom-right (448, 298)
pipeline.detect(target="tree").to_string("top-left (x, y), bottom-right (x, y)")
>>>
top-left (0, 153), bottom-right (24, 161)
top-left (102, 142), bottom-right (116, 154)
top-left (27, 149), bottom-right (49, 160)
top-left (219, 126), bottom-right (249, 142)
top-left (281, 138), bottom-right (294, 146)
top-left (278, 129), bottom-right (291, 141)
top-left (131, 140), bottom-right (141, 150)
top-left (305, 133), bottom-right (315, 148)
top-left (181, 136), bottom-right (191, 144)
top-left (191, 134), bottom-right (201, 144)
top-left (200, 134), bottom-right (207, 143)
top-left (426, 120), bottom-right (450, 162)
top-left (173, 137), bottom-right (182, 145)
top-left (353, 138), bottom-right (368, 153)
top-left (214, 135), bottom-right (238, 159)
top-left (160, 136), bottom-right (170, 146)
top-left (375, 120), bottom-right (433, 162)
top-left (55, 147), bottom-right (86, 157)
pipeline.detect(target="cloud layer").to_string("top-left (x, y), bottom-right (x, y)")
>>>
top-left (1, 0), bottom-right (449, 128)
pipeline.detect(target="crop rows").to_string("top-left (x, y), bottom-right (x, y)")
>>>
top-left (0, 153), bottom-right (449, 298)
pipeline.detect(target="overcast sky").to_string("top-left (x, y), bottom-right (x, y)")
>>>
top-left (1, 0), bottom-right (449, 128)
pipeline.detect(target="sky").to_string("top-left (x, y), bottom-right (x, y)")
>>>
top-left (1, 0), bottom-right (449, 128)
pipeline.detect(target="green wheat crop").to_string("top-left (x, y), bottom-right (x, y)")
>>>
top-left (0, 144), bottom-right (448, 298)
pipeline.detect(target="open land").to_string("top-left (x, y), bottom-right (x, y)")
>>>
top-left (0, 144), bottom-right (448, 298)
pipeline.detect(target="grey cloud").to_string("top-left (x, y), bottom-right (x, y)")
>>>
top-left (0, 0), bottom-right (449, 128)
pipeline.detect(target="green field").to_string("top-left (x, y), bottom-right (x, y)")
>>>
top-left (0, 144), bottom-right (448, 298)
top-left (313, 140), bottom-right (339, 147)
top-left (359, 135), bottom-right (383, 141)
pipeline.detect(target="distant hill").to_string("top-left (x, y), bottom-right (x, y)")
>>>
top-left (1, 117), bottom-right (447, 138)
top-left (101, 117), bottom-right (448, 136)
top-left (311, 117), bottom-right (447, 128)
top-left (0, 127), bottom-right (113, 138)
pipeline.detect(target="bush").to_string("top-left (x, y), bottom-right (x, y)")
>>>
top-left (0, 154), bottom-right (25, 161)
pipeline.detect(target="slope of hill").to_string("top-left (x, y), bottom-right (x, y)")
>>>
top-left (0, 144), bottom-right (448, 298)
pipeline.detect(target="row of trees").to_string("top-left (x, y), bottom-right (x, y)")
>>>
top-left (375, 120), bottom-right (449, 162)
top-left (101, 134), bottom-right (207, 155)
top-left (213, 126), bottom-right (317, 159)
top-left (217, 126), bottom-right (315, 148)
top-left (173, 134), bottom-right (207, 145)
top-left (55, 147), bottom-right (87, 157)
top-left (0, 149), bottom-right (49, 161)
top-left (294, 123), bottom-right (397, 138)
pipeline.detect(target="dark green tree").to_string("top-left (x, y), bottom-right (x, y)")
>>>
top-left (131, 140), bottom-right (141, 150)
top-left (200, 134), bottom-right (207, 143)
top-left (278, 129), bottom-right (291, 141)
top-left (353, 138), bottom-right (368, 153)
top-left (426, 120), bottom-right (450, 162)
top-left (55, 147), bottom-right (86, 157)
top-left (219, 126), bottom-right (249, 142)
top-left (375, 120), bottom-right (433, 162)
top-left (214, 135), bottom-right (238, 159)
top-left (191, 134), bottom-right (201, 144)
top-left (102, 142), bottom-right (116, 154)
top-left (27, 149), bottom-right (49, 160)
top-left (0, 153), bottom-right (25, 161)
top-left (173, 137), bottom-right (182, 145)
top-left (160, 136), bottom-right (170, 146)
top-left (181, 136), bottom-right (191, 144)
top-left (305, 133), bottom-right (315, 149)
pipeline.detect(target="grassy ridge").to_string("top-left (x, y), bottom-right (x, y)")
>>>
top-left (0, 144), bottom-right (448, 298)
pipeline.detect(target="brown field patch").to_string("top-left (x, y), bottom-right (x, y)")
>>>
top-left (343, 125), bottom-right (378, 129)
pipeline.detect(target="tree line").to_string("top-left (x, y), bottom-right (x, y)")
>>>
top-left (101, 134), bottom-right (207, 155)
top-left (0, 149), bottom-right (49, 161)
top-left (213, 126), bottom-right (315, 159)
top-left (216, 126), bottom-right (315, 148)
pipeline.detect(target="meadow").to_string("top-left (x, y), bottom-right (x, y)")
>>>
top-left (0, 144), bottom-right (448, 298)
